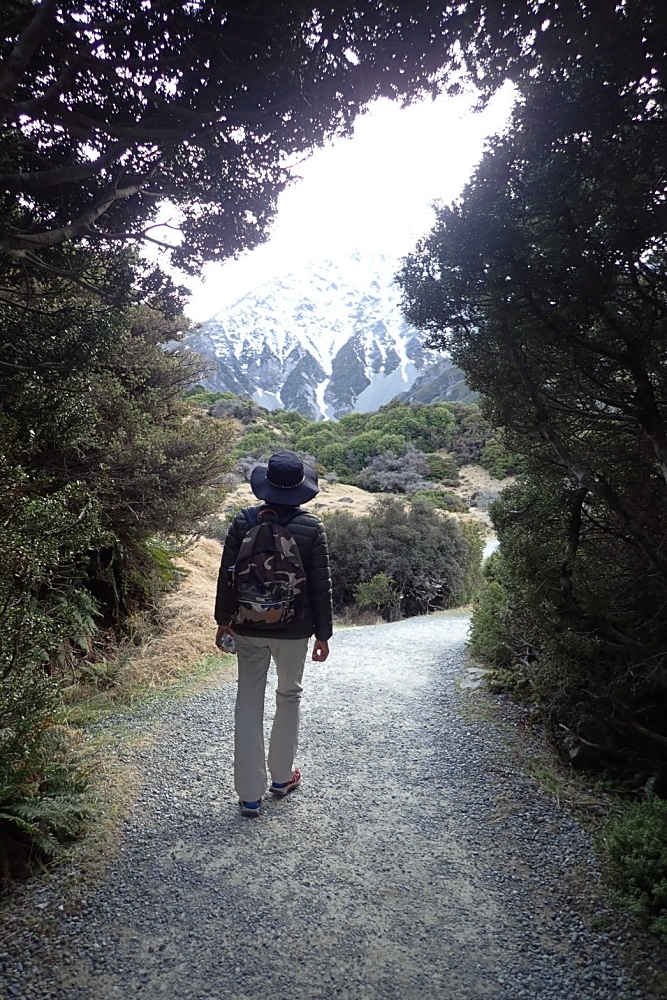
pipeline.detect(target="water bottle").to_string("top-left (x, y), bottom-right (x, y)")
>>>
top-left (216, 631), bottom-right (237, 655)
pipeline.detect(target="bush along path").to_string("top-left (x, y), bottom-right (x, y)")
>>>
top-left (1, 616), bottom-right (664, 999)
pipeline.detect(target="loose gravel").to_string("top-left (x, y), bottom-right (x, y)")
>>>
top-left (0, 615), bottom-right (662, 999)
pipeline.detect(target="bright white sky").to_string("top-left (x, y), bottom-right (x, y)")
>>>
top-left (181, 84), bottom-right (516, 321)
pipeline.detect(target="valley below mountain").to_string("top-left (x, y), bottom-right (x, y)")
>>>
top-left (178, 253), bottom-right (473, 419)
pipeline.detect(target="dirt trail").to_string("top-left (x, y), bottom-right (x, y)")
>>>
top-left (0, 617), bottom-right (652, 999)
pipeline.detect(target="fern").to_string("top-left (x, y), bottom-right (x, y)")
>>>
top-left (0, 720), bottom-right (93, 869)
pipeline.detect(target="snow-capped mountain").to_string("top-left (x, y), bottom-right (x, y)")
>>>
top-left (180, 253), bottom-right (471, 419)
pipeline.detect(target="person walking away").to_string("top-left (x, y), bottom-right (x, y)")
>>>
top-left (215, 451), bottom-right (333, 817)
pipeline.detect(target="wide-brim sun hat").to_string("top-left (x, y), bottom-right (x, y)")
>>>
top-left (250, 450), bottom-right (319, 506)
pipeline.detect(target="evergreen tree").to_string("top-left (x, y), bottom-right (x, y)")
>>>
top-left (399, 60), bottom-right (667, 772)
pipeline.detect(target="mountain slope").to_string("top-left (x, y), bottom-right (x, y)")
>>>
top-left (180, 253), bottom-right (473, 418)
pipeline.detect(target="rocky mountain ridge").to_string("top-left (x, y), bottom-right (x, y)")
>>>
top-left (179, 253), bottom-right (472, 419)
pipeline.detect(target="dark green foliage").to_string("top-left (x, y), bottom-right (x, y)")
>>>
top-left (0, 260), bottom-right (235, 866)
top-left (294, 422), bottom-right (345, 458)
top-left (0, 724), bottom-right (91, 877)
top-left (270, 410), bottom-right (313, 436)
top-left (0, 1), bottom-right (485, 306)
top-left (468, 581), bottom-right (511, 669)
top-left (446, 404), bottom-right (495, 467)
top-left (6, 2), bottom-right (659, 310)
top-left (233, 426), bottom-right (287, 459)
top-left (366, 401), bottom-right (455, 452)
top-left (412, 490), bottom-right (468, 513)
top-left (456, 521), bottom-right (486, 606)
top-left (317, 441), bottom-right (355, 479)
top-left (324, 497), bottom-right (479, 617)
top-left (345, 430), bottom-right (409, 471)
top-left (425, 453), bottom-right (459, 484)
top-left (0, 481), bottom-right (96, 871)
top-left (468, 551), bottom-right (513, 671)
top-left (184, 387), bottom-right (236, 408)
top-left (337, 412), bottom-right (368, 436)
top-left (604, 798), bottom-right (667, 935)
top-left (209, 395), bottom-right (511, 494)
top-left (399, 51), bottom-right (667, 781)
top-left (479, 435), bottom-right (522, 479)
top-left (467, 472), bottom-right (667, 782)
top-left (353, 574), bottom-right (400, 618)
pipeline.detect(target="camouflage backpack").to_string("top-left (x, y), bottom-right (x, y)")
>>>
top-left (230, 507), bottom-right (306, 628)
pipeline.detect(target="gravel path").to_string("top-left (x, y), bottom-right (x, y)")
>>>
top-left (0, 616), bottom-right (658, 999)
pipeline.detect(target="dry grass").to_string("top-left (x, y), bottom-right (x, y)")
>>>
top-left (222, 479), bottom-right (392, 518)
top-left (118, 537), bottom-right (224, 689)
top-left (60, 538), bottom-right (232, 721)
top-left (453, 463), bottom-right (515, 502)
top-left (222, 475), bottom-right (503, 531)
top-left (72, 743), bottom-right (146, 883)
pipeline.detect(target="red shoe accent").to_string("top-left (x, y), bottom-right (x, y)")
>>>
top-left (270, 768), bottom-right (302, 797)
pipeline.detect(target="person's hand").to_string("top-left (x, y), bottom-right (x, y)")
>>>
top-left (312, 639), bottom-right (329, 662)
top-left (215, 623), bottom-right (234, 649)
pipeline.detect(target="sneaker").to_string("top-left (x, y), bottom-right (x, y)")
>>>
top-left (270, 768), bottom-right (301, 798)
top-left (239, 799), bottom-right (261, 817)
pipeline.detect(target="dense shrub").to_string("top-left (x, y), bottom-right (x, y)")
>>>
top-left (233, 426), bottom-right (287, 458)
top-left (324, 496), bottom-right (480, 616)
top-left (1, 282), bottom-right (234, 869)
top-left (209, 395), bottom-right (263, 423)
top-left (337, 412), bottom-right (368, 436)
top-left (604, 798), bottom-right (667, 935)
top-left (0, 483), bottom-right (98, 870)
top-left (209, 396), bottom-right (504, 488)
top-left (447, 403), bottom-right (495, 466)
top-left (399, 58), bottom-right (667, 795)
top-left (353, 573), bottom-right (400, 618)
top-left (262, 408), bottom-right (310, 435)
top-left (366, 401), bottom-right (455, 452)
top-left (425, 453), bottom-right (459, 484)
top-left (456, 520), bottom-right (486, 606)
top-left (318, 441), bottom-right (354, 478)
top-left (356, 447), bottom-right (434, 493)
top-left (479, 434), bottom-right (521, 479)
top-left (468, 576), bottom-right (512, 669)
top-left (294, 422), bottom-right (344, 455)
top-left (411, 489), bottom-right (468, 513)
top-left (344, 430), bottom-right (404, 469)
top-left (468, 469), bottom-right (667, 785)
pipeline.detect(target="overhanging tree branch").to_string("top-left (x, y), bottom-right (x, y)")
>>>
top-left (623, 339), bottom-right (667, 486)
top-left (0, 140), bottom-right (129, 191)
top-left (0, 0), bottom-right (56, 106)
top-left (504, 331), bottom-right (667, 579)
top-left (0, 177), bottom-right (153, 250)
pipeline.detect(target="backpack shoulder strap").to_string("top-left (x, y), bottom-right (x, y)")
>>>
top-left (242, 506), bottom-right (260, 528)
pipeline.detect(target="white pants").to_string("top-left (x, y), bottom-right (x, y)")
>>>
top-left (233, 634), bottom-right (309, 803)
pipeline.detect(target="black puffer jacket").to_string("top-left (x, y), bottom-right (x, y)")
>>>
top-left (215, 505), bottom-right (333, 641)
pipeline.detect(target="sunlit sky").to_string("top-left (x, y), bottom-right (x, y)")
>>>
top-left (179, 83), bottom-right (516, 322)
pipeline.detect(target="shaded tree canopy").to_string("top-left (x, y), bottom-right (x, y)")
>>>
top-left (0, 1), bottom-right (454, 275)
top-left (398, 49), bottom-right (667, 772)
top-left (399, 61), bottom-right (667, 574)
top-left (2, 0), bottom-right (666, 298)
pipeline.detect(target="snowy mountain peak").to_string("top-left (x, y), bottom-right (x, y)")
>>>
top-left (180, 253), bottom-right (470, 419)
